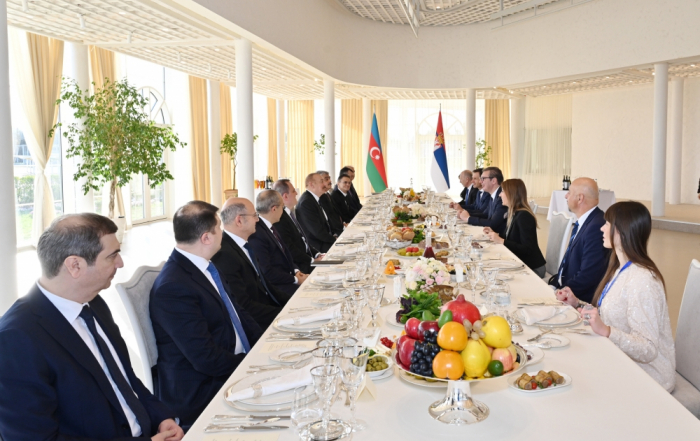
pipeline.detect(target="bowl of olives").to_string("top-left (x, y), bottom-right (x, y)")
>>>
top-left (366, 355), bottom-right (393, 378)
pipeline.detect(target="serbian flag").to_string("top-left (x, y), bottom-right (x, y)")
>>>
top-left (366, 113), bottom-right (388, 192)
top-left (430, 111), bottom-right (450, 192)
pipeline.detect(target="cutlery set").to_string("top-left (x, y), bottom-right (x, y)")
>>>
top-left (205, 416), bottom-right (290, 432)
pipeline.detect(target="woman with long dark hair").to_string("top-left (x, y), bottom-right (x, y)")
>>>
top-left (483, 179), bottom-right (546, 277)
top-left (556, 201), bottom-right (675, 392)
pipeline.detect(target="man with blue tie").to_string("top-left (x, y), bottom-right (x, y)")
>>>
top-left (248, 190), bottom-right (309, 296)
top-left (150, 201), bottom-right (262, 429)
top-left (459, 167), bottom-right (509, 234)
top-left (0, 213), bottom-right (183, 441)
top-left (212, 197), bottom-right (292, 328)
top-left (549, 178), bottom-right (609, 303)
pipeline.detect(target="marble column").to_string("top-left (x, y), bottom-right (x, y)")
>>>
top-left (235, 38), bottom-right (254, 201)
top-left (208, 80), bottom-right (222, 205)
top-left (651, 62), bottom-right (668, 217)
top-left (465, 89), bottom-right (476, 170)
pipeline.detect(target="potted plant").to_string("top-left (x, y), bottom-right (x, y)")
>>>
top-left (53, 78), bottom-right (185, 241)
top-left (313, 133), bottom-right (326, 154)
top-left (475, 139), bottom-right (492, 168)
top-left (220, 132), bottom-right (258, 199)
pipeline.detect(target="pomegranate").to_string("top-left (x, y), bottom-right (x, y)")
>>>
top-left (441, 294), bottom-right (481, 326)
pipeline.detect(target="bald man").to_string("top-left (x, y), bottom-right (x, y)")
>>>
top-left (549, 178), bottom-right (610, 303)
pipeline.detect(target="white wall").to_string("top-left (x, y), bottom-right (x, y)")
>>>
top-left (571, 78), bottom-right (700, 204)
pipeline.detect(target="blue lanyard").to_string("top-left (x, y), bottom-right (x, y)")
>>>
top-left (598, 261), bottom-right (633, 307)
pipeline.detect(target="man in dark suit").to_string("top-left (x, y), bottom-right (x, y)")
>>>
top-left (150, 201), bottom-right (262, 428)
top-left (460, 168), bottom-right (487, 211)
top-left (340, 165), bottom-right (363, 213)
top-left (451, 169), bottom-right (477, 210)
top-left (296, 173), bottom-right (338, 253)
top-left (0, 213), bottom-right (183, 441)
top-left (212, 197), bottom-right (291, 329)
top-left (549, 178), bottom-right (610, 303)
top-left (249, 190), bottom-right (309, 296)
top-left (459, 167), bottom-right (509, 234)
top-left (317, 170), bottom-right (345, 235)
top-left (272, 179), bottom-right (323, 274)
top-left (331, 173), bottom-right (356, 222)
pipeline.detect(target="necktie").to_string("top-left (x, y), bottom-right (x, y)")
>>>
top-left (79, 306), bottom-right (151, 436)
top-left (270, 226), bottom-right (285, 252)
top-left (290, 211), bottom-right (313, 256)
top-left (243, 243), bottom-right (281, 306)
top-left (558, 221), bottom-right (580, 278)
top-left (206, 262), bottom-right (252, 351)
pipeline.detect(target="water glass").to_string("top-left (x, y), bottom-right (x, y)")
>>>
top-left (466, 263), bottom-right (481, 303)
top-left (292, 386), bottom-right (322, 440)
top-left (490, 282), bottom-right (512, 316)
top-left (364, 285), bottom-right (385, 328)
top-left (343, 269), bottom-right (361, 288)
top-left (309, 365), bottom-right (343, 441)
top-left (311, 346), bottom-right (339, 367)
top-left (483, 268), bottom-right (499, 288)
top-left (339, 346), bottom-right (369, 432)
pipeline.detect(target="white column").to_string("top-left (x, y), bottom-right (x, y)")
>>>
top-left (361, 98), bottom-right (371, 196)
top-left (276, 99), bottom-right (286, 179)
top-left (235, 38), bottom-right (254, 201)
top-left (208, 80), bottom-right (223, 206)
top-left (651, 62), bottom-right (668, 217)
top-left (509, 98), bottom-right (525, 179)
top-left (669, 77), bottom-right (684, 205)
top-left (465, 89), bottom-right (476, 170)
top-left (61, 42), bottom-right (93, 213)
top-left (324, 79), bottom-right (336, 178)
top-left (0, 0), bottom-right (19, 312)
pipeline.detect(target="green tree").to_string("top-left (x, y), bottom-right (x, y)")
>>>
top-left (475, 139), bottom-right (492, 168)
top-left (220, 132), bottom-right (258, 189)
top-left (53, 78), bottom-right (186, 218)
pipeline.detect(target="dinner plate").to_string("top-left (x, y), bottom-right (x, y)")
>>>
top-left (532, 334), bottom-right (570, 349)
top-left (311, 297), bottom-right (345, 307)
top-left (385, 311), bottom-right (404, 328)
top-left (509, 371), bottom-right (572, 393)
top-left (269, 347), bottom-right (313, 364)
top-left (481, 260), bottom-right (524, 271)
top-left (512, 308), bottom-right (582, 327)
top-left (522, 346), bottom-right (545, 365)
top-left (273, 314), bottom-right (330, 332)
top-left (397, 370), bottom-right (447, 388)
top-left (225, 369), bottom-right (315, 407)
top-left (311, 278), bottom-right (344, 286)
top-left (497, 273), bottom-right (514, 281)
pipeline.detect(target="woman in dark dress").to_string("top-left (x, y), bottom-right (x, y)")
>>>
top-left (484, 178), bottom-right (546, 277)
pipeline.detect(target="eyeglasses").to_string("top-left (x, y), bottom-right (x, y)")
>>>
top-left (239, 212), bottom-right (260, 218)
top-left (480, 176), bottom-right (495, 181)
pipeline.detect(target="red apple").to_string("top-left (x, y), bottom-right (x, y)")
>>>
top-left (404, 317), bottom-right (421, 340)
top-left (441, 294), bottom-right (481, 326)
top-left (419, 320), bottom-right (440, 340)
top-left (491, 348), bottom-right (514, 372)
top-left (398, 337), bottom-right (416, 367)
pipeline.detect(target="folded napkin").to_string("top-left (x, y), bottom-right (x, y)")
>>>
top-left (226, 364), bottom-right (314, 402)
top-left (314, 272), bottom-right (345, 282)
top-left (519, 306), bottom-right (573, 325)
top-left (278, 305), bottom-right (341, 326)
top-left (335, 245), bottom-right (367, 255)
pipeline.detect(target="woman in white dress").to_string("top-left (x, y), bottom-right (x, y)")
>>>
top-left (556, 201), bottom-right (675, 392)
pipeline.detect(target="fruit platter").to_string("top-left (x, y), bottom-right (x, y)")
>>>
top-left (393, 295), bottom-right (528, 384)
top-left (397, 246), bottom-right (424, 257)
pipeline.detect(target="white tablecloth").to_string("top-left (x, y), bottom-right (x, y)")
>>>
top-left (547, 190), bottom-right (616, 221)
top-left (184, 194), bottom-right (700, 440)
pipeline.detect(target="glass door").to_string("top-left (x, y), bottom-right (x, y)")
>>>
top-left (130, 173), bottom-right (167, 224)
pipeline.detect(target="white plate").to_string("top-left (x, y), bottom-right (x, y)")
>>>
top-left (371, 367), bottom-right (394, 381)
top-left (509, 371), bottom-right (572, 393)
top-left (311, 297), bottom-right (345, 307)
top-left (522, 346), bottom-right (545, 365)
top-left (225, 369), bottom-right (315, 407)
top-left (273, 314), bottom-right (330, 332)
top-left (367, 355), bottom-right (394, 378)
top-left (385, 311), bottom-right (405, 328)
top-left (481, 260), bottom-right (524, 271)
top-left (497, 273), bottom-right (514, 281)
top-left (533, 334), bottom-right (570, 349)
top-left (310, 278), bottom-right (343, 287)
top-left (269, 347), bottom-right (313, 364)
top-left (397, 370), bottom-right (447, 388)
top-left (513, 308), bottom-right (582, 327)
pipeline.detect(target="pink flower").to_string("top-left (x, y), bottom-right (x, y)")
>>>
top-left (426, 278), bottom-right (434, 286)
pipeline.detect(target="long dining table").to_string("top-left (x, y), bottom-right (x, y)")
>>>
top-left (184, 194), bottom-right (700, 440)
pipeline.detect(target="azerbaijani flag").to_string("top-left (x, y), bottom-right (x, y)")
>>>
top-left (366, 113), bottom-right (388, 192)
top-left (430, 110), bottom-right (450, 192)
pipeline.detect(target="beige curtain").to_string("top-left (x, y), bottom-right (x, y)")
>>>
top-left (220, 85), bottom-right (234, 192)
top-left (485, 99), bottom-right (512, 179)
top-left (9, 30), bottom-right (63, 241)
top-left (267, 98), bottom-right (278, 181)
top-left (189, 76), bottom-right (211, 202)
top-left (287, 100), bottom-right (316, 188)
top-left (341, 99), bottom-right (364, 195)
top-left (371, 100), bottom-right (388, 168)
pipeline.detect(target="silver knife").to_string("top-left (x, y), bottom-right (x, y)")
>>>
top-left (204, 425), bottom-right (289, 432)
top-left (527, 329), bottom-right (552, 342)
top-left (212, 415), bottom-right (290, 421)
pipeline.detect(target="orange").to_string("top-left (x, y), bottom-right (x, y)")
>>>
top-left (384, 261), bottom-right (396, 275)
top-left (437, 322), bottom-right (468, 352)
top-left (432, 350), bottom-right (464, 380)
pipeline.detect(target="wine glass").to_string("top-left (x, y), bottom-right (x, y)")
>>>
top-left (311, 345), bottom-right (340, 367)
top-left (365, 285), bottom-right (385, 328)
top-left (491, 282), bottom-right (512, 317)
top-left (343, 269), bottom-right (361, 288)
top-left (309, 365), bottom-right (344, 440)
top-left (483, 268), bottom-right (499, 289)
top-left (291, 386), bottom-right (322, 440)
top-left (339, 346), bottom-right (369, 432)
top-left (466, 263), bottom-right (481, 303)
top-left (355, 257), bottom-right (370, 281)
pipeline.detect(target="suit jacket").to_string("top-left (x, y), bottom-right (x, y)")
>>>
top-left (500, 211), bottom-right (546, 271)
top-left (248, 221), bottom-right (299, 296)
top-left (467, 187), bottom-right (508, 234)
top-left (458, 185), bottom-right (478, 208)
top-left (461, 188), bottom-right (489, 212)
top-left (548, 207), bottom-right (610, 303)
top-left (150, 249), bottom-right (262, 427)
top-left (320, 193), bottom-right (345, 236)
top-left (347, 183), bottom-right (363, 213)
top-left (0, 287), bottom-right (173, 441)
top-left (331, 187), bottom-right (355, 223)
top-left (211, 233), bottom-right (290, 328)
top-left (276, 210), bottom-right (319, 274)
top-left (296, 190), bottom-right (336, 253)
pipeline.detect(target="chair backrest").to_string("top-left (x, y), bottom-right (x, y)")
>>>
top-left (528, 199), bottom-right (538, 215)
top-left (675, 259), bottom-right (700, 389)
top-left (545, 211), bottom-right (574, 276)
top-left (115, 262), bottom-right (164, 393)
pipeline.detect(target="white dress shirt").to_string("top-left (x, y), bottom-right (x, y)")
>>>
top-left (558, 205), bottom-right (597, 285)
top-left (310, 191), bottom-right (329, 220)
top-left (174, 247), bottom-right (244, 354)
top-left (260, 216), bottom-right (300, 282)
top-left (225, 230), bottom-right (256, 272)
top-left (38, 283), bottom-right (142, 437)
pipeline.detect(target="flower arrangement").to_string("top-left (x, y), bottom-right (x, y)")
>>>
top-left (405, 257), bottom-right (450, 292)
top-left (408, 203), bottom-right (427, 217)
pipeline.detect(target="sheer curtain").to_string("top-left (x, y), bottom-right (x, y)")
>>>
top-left (386, 100), bottom-right (485, 192)
top-left (341, 99), bottom-right (364, 194)
top-left (220, 85), bottom-right (234, 192)
top-left (9, 30), bottom-right (63, 241)
top-left (287, 100), bottom-right (316, 189)
top-left (485, 99), bottom-right (512, 178)
top-left (188, 76), bottom-right (210, 202)
top-left (521, 95), bottom-right (572, 198)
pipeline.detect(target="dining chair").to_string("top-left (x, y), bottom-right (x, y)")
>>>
top-left (543, 211), bottom-right (574, 279)
top-left (528, 199), bottom-right (538, 215)
top-left (672, 259), bottom-right (700, 418)
top-left (115, 262), bottom-right (165, 393)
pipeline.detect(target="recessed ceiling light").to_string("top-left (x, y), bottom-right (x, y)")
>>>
top-left (543, 86), bottom-right (547, 88)
top-left (652, 72), bottom-right (655, 76)
top-left (80, 31), bottom-right (85, 34)
top-left (692, 64), bottom-right (696, 67)
top-left (628, 80), bottom-right (633, 83)
top-left (572, 81), bottom-right (577, 84)
top-left (214, 48), bottom-right (220, 52)
top-left (606, 76), bottom-right (610, 79)
top-left (119, 11), bottom-right (126, 15)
